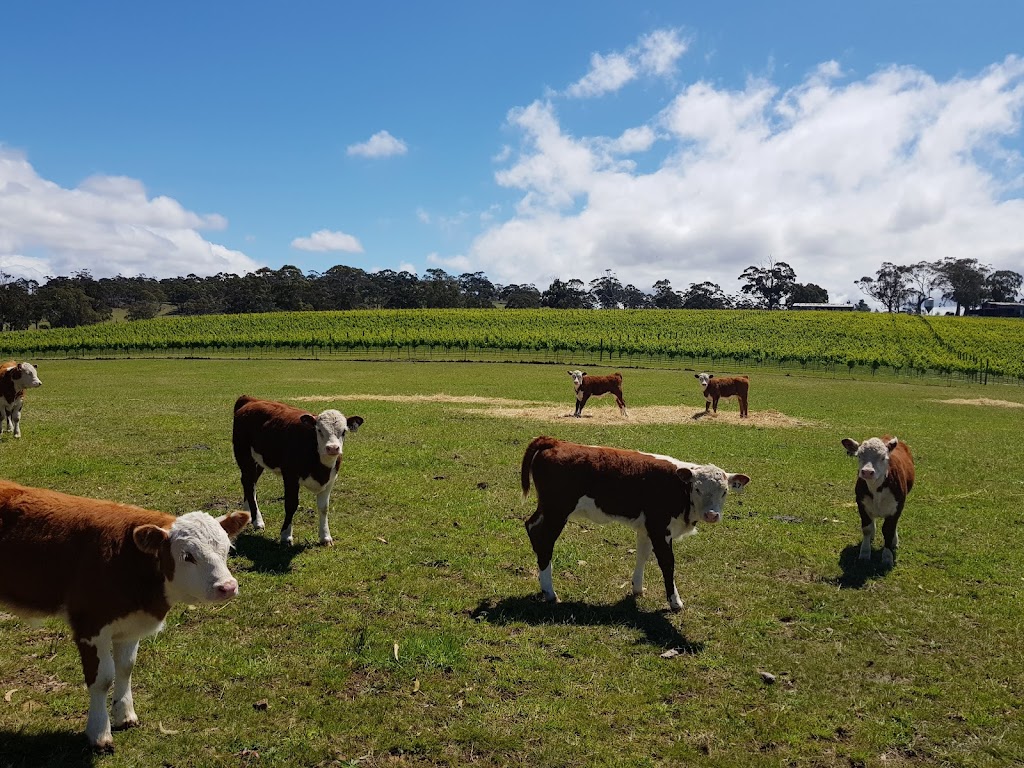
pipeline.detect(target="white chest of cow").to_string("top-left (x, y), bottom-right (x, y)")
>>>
top-left (861, 485), bottom-right (900, 519)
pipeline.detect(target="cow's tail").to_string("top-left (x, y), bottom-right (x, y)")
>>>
top-left (521, 436), bottom-right (560, 497)
top-left (234, 394), bottom-right (255, 413)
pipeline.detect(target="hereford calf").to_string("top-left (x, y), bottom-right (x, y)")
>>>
top-left (568, 370), bottom-right (628, 418)
top-left (0, 479), bottom-right (249, 751)
top-left (695, 372), bottom-right (749, 418)
top-left (521, 436), bottom-right (750, 611)
top-left (0, 360), bottom-right (42, 438)
top-left (841, 435), bottom-right (915, 566)
top-left (233, 395), bottom-right (364, 546)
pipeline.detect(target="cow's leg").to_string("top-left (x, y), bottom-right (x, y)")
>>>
top-left (111, 639), bottom-right (140, 730)
top-left (858, 505), bottom-right (875, 561)
top-left (881, 512), bottom-right (901, 566)
top-left (280, 476), bottom-right (300, 545)
top-left (575, 393), bottom-right (590, 418)
top-left (704, 395), bottom-right (711, 413)
top-left (315, 485), bottom-right (334, 546)
top-left (616, 392), bottom-right (628, 417)
top-left (526, 506), bottom-right (568, 603)
top-left (740, 395), bottom-right (748, 418)
top-left (10, 400), bottom-right (23, 438)
top-left (712, 394), bottom-right (720, 414)
top-left (650, 531), bottom-right (681, 611)
top-left (236, 451), bottom-right (266, 531)
top-left (632, 530), bottom-right (653, 596)
top-left (76, 630), bottom-right (115, 752)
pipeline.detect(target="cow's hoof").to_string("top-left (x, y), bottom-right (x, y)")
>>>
top-left (631, 589), bottom-right (644, 598)
top-left (881, 549), bottom-right (895, 567)
top-left (669, 602), bottom-right (684, 613)
top-left (112, 716), bottom-right (139, 731)
top-left (253, 522), bottom-right (265, 532)
top-left (858, 551), bottom-right (871, 562)
top-left (91, 739), bottom-right (115, 754)
top-left (539, 592), bottom-right (560, 604)
top-left (281, 536), bottom-right (294, 546)
top-left (320, 537), bottom-right (334, 547)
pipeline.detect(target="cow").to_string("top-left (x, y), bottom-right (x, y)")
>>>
top-left (0, 360), bottom-right (42, 438)
top-left (568, 370), bottom-right (628, 418)
top-left (0, 479), bottom-right (249, 752)
top-left (521, 436), bottom-right (750, 611)
top-left (232, 395), bottom-right (364, 546)
top-left (694, 372), bottom-right (749, 418)
top-left (841, 436), bottom-right (915, 566)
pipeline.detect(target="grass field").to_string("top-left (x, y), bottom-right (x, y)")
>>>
top-left (1, 359), bottom-right (1023, 767)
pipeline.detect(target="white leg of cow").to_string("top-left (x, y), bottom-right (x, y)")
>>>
top-left (632, 531), bottom-right (652, 597)
top-left (538, 564), bottom-right (556, 603)
top-left (10, 403), bottom-right (22, 438)
top-left (111, 639), bottom-right (140, 730)
top-left (248, 490), bottom-right (265, 531)
top-left (80, 632), bottom-right (116, 751)
top-left (280, 522), bottom-right (294, 546)
top-left (859, 521), bottom-right (875, 560)
top-left (316, 487), bottom-right (333, 546)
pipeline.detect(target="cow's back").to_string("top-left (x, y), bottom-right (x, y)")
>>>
top-left (0, 480), bottom-right (173, 622)
top-left (233, 396), bottom-right (318, 471)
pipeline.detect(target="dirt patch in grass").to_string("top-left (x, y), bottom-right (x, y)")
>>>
top-left (463, 405), bottom-right (820, 428)
top-left (294, 393), bottom-right (544, 406)
top-left (294, 394), bottom-right (818, 427)
top-left (932, 397), bottom-right (1024, 409)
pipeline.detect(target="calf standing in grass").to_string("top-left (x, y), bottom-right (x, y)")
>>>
top-left (695, 372), bottom-right (749, 418)
top-left (568, 370), bottom-right (628, 418)
top-left (0, 360), bottom-right (42, 438)
top-left (521, 436), bottom-right (750, 611)
top-left (232, 395), bottom-right (364, 546)
top-left (0, 479), bottom-right (249, 752)
top-left (841, 436), bottom-right (915, 566)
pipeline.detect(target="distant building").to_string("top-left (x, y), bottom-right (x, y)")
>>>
top-left (970, 301), bottom-right (1024, 318)
top-left (789, 303), bottom-right (856, 311)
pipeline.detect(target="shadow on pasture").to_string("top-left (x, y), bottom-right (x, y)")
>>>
top-left (832, 544), bottom-right (895, 590)
top-left (233, 532), bottom-right (313, 574)
top-left (690, 410), bottom-right (709, 421)
top-left (0, 730), bottom-right (95, 768)
top-left (470, 594), bottom-right (704, 654)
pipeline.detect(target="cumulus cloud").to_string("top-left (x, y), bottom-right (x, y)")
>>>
top-left (467, 56), bottom-right (1024, 303)
top-left (290, 229), bottom-right (364, 253)
top-left (0, 148), bottom-right (259, 280)
top-left (346, 130), bottom-right (408, 158)
top-left (567, 28), bottom-right (688, 98)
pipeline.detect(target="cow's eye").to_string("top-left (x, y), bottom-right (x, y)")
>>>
top-left (183, 552), bottom-right (196, 564)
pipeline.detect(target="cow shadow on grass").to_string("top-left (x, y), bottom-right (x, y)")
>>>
top-left (0, 730), bottom-right (95, 767)
top-left (470, 595), bottom-right (704, 654)
top-left (832, 544), bottom-right (895, 590)
top-left (233, 532), bottom-right (314, 574)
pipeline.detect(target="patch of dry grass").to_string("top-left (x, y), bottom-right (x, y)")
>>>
top-left (932, 397), bottom-right (1024, 409)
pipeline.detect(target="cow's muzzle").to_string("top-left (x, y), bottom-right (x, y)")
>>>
top-left (703, 510), bottom-right (721, 524)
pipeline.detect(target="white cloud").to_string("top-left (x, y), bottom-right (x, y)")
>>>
top-left (290, 229), bottom-right (364, 253)
top-left (0, 148), bottom-right (259, 279)
top-left (346, 130), bottom-right (408, 158)
top-left (427, 252), bottom-right (471, 273)
top-left (465, 56), bottom-right (1024, 304)
top-left (566, 28), bottom-right (688, 98)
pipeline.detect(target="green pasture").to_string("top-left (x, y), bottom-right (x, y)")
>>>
top-left (1, 359), bottom-right (1022, 767)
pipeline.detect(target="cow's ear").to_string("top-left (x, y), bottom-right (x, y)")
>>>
top-left (841, 438), bottom-right (859, 456)
top-left (346, 416), bottom-right (364, 432)
top-left (567, 370), bottom-right (573, 375)
top-left (676, 467), bottom-right (694, 482)
top-left (693, 374), bottom-right (700, 379)
top-left (728, 473), bottom-right (751, 491)
top-left (300, 414), bottom-right (316, 427)
top-left (886, 437), bottom-right (899, 451)
top-left (133, 524), bottom-right (169, 555)
top-left (218, 510), bottom-right (251, 539)
top-left (708, 374), bottom-right (714, 379)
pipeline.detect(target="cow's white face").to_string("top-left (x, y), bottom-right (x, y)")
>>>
top-left (15, 363), bottom-right (42, 390)
top-left (678, 464), bottom-right (750, 523)
top-left (135, 511), bottom-right (250, 604)
top-left (842, 436), bottom-right (898, 487)
top-left (313, 410), bottom-right (362, 461)
top-left (695, 372), bottom-right (713, 390)
top-left (568, 370), bottom-right (585, 391)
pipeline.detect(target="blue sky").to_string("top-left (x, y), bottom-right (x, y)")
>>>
top-left (2, 1), bottom-right (1023, 304)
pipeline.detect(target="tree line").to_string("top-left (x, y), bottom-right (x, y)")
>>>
top-left (855, 258), bottom-right (1023, 315)
top-left (0, 257), bottom-right (1019, 331)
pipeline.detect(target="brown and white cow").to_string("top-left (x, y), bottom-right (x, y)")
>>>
top-left (232, 395), bottom-right (364, 546)
top-left (695, 372), bottom-right (749, 418)
top-left (841, 435), bottom-right (915, 566)
top-left (568, 370), bottom-right (628, 418)
top-left (0, 360), bottom-right (42, 438)
top-left (521, 436), bottom-right (750, 611)
top-left (0, 479), bottom-right (249, 751)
